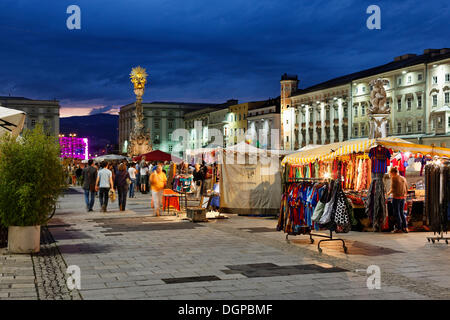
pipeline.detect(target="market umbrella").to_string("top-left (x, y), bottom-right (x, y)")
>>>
top-left (93, 154), bottom-right (127, 162)
top-left (133, 150), bottom-right (182, 163)
top-left (0, 106), bottom-right (26, 137)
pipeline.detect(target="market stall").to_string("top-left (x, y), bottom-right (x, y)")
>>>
top-left (219, 142), bottom-right (282, 216)
top-left (280, 137), bottom-right (450, 234)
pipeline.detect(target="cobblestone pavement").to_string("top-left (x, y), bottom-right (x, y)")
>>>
top-left (1, 187), bottom-right (449, 300)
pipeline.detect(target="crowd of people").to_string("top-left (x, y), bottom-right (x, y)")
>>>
top-left (68, 158), bottom-right (217, 216)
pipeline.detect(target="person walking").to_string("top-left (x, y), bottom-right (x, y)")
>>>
top-left (96, 161), bottom-right (114, 212)
top-left (387, 166), bottom-right (409, 233)
top-left (193, 163), bottom-right (204, 199)
top-left (115, 163), bottom-right (130, 211)
top-left (150, 164), bottom-right (167, 217)
top-left (75, 165), bottom-right (83, 186)
top-left (82, 159), bottom-right (97, 212)
top-left (140, 162), bottom-right (149, 193)
top-left (128, 163), bottom-right (137, 198)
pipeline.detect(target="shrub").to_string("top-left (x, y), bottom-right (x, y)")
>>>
top-left (0, 125), bottom-right (67, 226)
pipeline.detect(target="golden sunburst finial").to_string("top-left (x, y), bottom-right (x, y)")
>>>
top-left (130, 66), bottom-right (148, 89)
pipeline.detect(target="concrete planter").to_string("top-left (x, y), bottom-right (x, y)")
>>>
top-left (8, 226), bottom-right (41, 253)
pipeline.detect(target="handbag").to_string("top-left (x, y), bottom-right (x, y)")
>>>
top-left (126, 178), bottom-right (132, 185)
top-left (109, 189), bottom-right (116, 202)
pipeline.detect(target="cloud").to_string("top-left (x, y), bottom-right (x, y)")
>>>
top-left (0, 0), bottom-right (449, 116)
top-left (89, 105), bottom-right (114, 115)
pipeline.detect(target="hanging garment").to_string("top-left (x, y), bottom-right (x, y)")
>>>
top-left (319, 180), bottom-right (339, 225)
top-left (365, 172), bottom-right (387, 232)
top-left (369, 146), bottom-right (392, 174)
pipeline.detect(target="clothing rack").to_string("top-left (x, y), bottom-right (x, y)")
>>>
top-left (282, 175), bottom-right (348, 254)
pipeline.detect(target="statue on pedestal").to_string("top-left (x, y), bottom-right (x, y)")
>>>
top-left (128, 66), bottom-right (152, 157)
top-left (368, 78), bottom-right (390, 139)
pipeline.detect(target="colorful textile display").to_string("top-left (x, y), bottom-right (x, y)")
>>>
top-left (365, 172), bottom-right (387, 232)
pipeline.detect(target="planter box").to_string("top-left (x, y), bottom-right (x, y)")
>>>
top-left (8, 226), bottom-right (41, 253)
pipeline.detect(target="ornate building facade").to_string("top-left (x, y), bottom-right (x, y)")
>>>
top-left (281, 48), bottom-right (450, 150)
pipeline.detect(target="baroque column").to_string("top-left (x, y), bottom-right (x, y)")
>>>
top-left (338, 98), bottom-right (344, 141)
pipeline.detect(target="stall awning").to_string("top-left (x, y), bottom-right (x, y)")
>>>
top-left (281, 137), bottom-right (450, 166)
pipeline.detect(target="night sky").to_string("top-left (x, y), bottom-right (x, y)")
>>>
top-left (1, 0), bottom-right (449, 117)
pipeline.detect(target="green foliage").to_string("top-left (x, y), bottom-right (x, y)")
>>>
top-left (0, 125), bottom-right (67, 226)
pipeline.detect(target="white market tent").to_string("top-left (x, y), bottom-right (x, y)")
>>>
top-left (0, 106), bottom-right (26, 137)
top-left (93, 154), bottom-right (127, 162)
top-left (219, 142), bottom-right (282, 216)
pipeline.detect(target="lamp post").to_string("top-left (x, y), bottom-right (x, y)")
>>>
top-left (128, 66), bottom-right (153, 157)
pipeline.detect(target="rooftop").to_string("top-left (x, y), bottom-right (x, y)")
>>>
top-left (292, 48), bottom-right (450, 96)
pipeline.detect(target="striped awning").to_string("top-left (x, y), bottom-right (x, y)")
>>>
top-left (281, 137), bottom-right (450, 166)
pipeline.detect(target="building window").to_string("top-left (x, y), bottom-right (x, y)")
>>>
top-left (417, 120), bottom-right (422, 132)
top-left (448, 117), bottom-right (450, 128)
top-left (344, 107), bottom-right (348, 118)
top-left (286, 136), bottom-right (289, 142)
top-left (417, 96), bottom-right (422, 109)
top-left (354, 106), bottom-right (358, 117)
top-left (407, 75), bottom-right (412, 84)
top-left (386, 100), bottom-right (390, 109)
top-left (354, 126), bottom-right (358, 137)
top-left (407, 121), bottom-right (412, 133)
top-left (168, 133), bottom-right (173, 141)
top-left (397, 99), bottom-right (402, 112)
top-left (361, 125), bottom-right (366, 136)
top-left (31, 119), bottom-right (36, 127)
top-left (154, 119), bottom-right (160, 129)
top-left (433, 95), bottom-right (438, 107)
top-left (418, 73), bottom-right (423, 81)
top-left (438, 116), bottom-right (443, 128)
top-left (361, 105), bottom-right (366, 116)
top-left (362, 87), bottom-right (366, 93)
top-left (397, 77), bottom-right (402, 86)
top-left (397, 122), bottom-right (402, 134)
top-left (168, 145), bottom-right (173, 152)
top-left (445, 92), bottom-right (450, 104)
top-left (386, 122), bottom-right (390, 134)
top-left (446, 74), bottom-right (450, 82)
top-left (168, 119), bottom-right (174, 129)
top-left (433, 76), bottom-right (438, 85)
top-left (407, 98), bottom-right (412, 110)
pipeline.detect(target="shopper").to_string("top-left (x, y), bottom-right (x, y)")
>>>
top-left (150, 164), bottom-right (167, 217)
top-left (193, 163), bottom-right (204, 199)
top-left (128, 163), bottom-right (137, 198)
top-left (82, 159), bottom-right (97, 212)
top-left (75, 165), bottom-right (83, 186)
top-left (115, 163), bottom-right (130, 211)
top-left (140, 162), bottom-right (149, 193)
top-left (96, 161), bottom-right (114, 212)
top-left (387, 166), bottom-right (409, 233)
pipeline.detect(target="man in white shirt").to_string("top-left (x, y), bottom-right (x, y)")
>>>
top-left (128, 163), bottom-right (137, 198)
top-left (140, 162), bottom-right (149, 193)
top-left (96, 161), bottom-right (114, 212)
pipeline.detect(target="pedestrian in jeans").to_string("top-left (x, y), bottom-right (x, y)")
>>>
top-left (140, 162), bottom-right (149, 193)
top-left (193, 163), bottom-right (204, 199)
top-left (82, 159), bottom-right (97, 212)
top-left (128, 163), bottom-right (137, 198)
top-left (96, 161), bottom-right (114, 212)
top-left (115, 163), bottom-right (130, 211)
top-left (150, 164), bottom-right (167, 217)
top-left (387, 166), bottom-right (409, 233)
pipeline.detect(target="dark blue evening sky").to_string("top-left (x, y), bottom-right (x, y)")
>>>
top-left (0, 0), bottom-right (449, 116)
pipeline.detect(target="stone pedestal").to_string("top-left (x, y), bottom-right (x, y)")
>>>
top-left (369, 114), bottom-right (390, 139)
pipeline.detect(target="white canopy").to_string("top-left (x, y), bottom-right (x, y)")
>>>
top-left (93, 154), bottom-right (127, 162)
top-left (0, 106), bottom-right (26, 137)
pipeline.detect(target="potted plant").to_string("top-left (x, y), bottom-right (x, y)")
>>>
top-left (0, 125), bottom-right (66, 253)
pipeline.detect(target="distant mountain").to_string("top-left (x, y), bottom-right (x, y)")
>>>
top-left (60, 113), bottom-right (119, 155)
